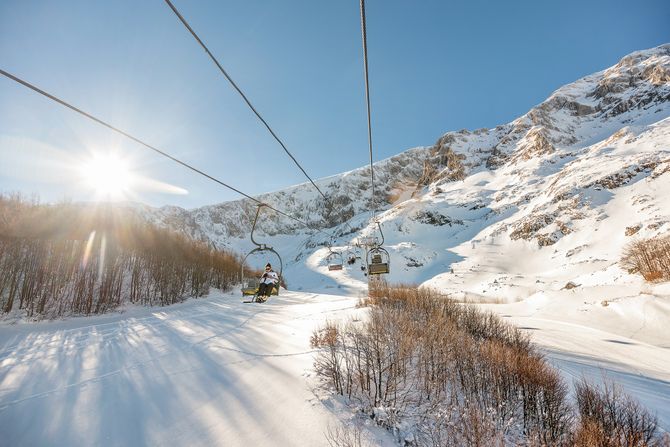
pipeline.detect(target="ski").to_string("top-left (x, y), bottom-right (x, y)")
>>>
top-left (242, 297), bottom-right (269, 303)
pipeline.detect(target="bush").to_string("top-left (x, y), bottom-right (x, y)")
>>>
top-left (314, 284), bottom-right (666, 446)
top-left (574, 379), bottom-right (667, 447)
top-left (314, 284), bottom-right (573, 445)
top-left (621, 234), bottom-right (670, 282)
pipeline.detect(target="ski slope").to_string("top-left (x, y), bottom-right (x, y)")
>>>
top-left (479, 296), bottom-right (670, 431)
top-left (1, 275), bottom-right (669, 446)
top-left (0, 289), bottom-right (394, 447)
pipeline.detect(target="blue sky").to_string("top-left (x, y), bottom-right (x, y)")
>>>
top-left (1, 0), bottom-right (668, 209)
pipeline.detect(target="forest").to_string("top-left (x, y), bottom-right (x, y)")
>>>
top-left (0, 195), bottom-right (243, 318)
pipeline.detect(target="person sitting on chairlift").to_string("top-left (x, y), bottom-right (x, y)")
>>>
top-left (258, 263), bottom-right (278, 297)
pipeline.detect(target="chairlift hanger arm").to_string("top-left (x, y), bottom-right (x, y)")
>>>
top-left (250, 204), bottom-right (265, 248)
top-left (375, 221), bottom-right (384, 246)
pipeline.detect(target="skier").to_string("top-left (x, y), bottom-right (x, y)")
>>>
top-left (257, 263), bottom-right (278, 300)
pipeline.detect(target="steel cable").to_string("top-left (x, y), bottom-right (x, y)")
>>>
top-left (359, 0), bottom-right (377, 221)
top-left (0, 68), bottom-right (335, 239)
top-left (163, 0), bottom-right (327, 201)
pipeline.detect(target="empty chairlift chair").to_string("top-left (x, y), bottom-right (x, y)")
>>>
top-left (365, 222), bottom-right (390, 275)
top-left (367, 246), bottom-right (390, 275)
top-left (327, 250), bottom-right (344, 271)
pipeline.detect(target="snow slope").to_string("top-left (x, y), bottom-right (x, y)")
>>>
top-left (0, 289), bottom-right (395, 446)
top-left (478, 291), bottom-right (670, 431)
top-left (1, 288), bottom-right (668, 446)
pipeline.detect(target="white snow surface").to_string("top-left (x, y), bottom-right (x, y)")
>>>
top-left (0, 288), bottom-right (397, 447)
top-left (2, 44), bottom-right (670, 444)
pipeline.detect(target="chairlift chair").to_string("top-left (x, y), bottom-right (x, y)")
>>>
top-left (367, 246), bottom-right (390, 275)
top-left (326, 249), bottom-right (344, 271)
top-left (241, 247), bottom-right (283, 296)
top-left (366, 222), bottom-right (390, 275)
top-left (241, 205), bottom-right (283, 298)
top-left (345, 248), bottom-right (358, 266)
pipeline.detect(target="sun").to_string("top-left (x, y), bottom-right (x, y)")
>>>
top-left (79, 153), bottom-right (131, 198)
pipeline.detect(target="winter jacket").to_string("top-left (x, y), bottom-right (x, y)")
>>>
top-left (260, 270), bottom-right (278, 285)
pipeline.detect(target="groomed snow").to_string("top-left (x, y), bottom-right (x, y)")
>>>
top-left (0, 290), bottom-right (394, 446)
top-left (1, 279), bottom-right (668, 446)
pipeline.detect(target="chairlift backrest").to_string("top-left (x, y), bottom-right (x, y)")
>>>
top-left (368, 262), bottom-right (389, 275)
top-left (366, 245), bottom-right (390, 275)
top-left (327, 248), bottom-right (344, 271)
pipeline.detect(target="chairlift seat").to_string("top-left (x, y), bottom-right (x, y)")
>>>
top-left (241, 279), bottom-right (260, 296)
top-left (326, 249), bottom-right (344, 272)
top-left (368, 262), bottom-right (389, 275)
top-left (242, 279), bottom-right (279, 296)
top-left (366, 242), bottom-right (390, 275)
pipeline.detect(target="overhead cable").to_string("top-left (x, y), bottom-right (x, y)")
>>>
top-left (358, 0), bottom-right (377, 221)
top-left (0, 68), bottom-right (334, 239)
top-left (163, 0), bottom-right (327, 201)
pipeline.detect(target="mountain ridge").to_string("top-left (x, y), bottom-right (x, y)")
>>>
top-left (119, 44), bottom-right (670, 298)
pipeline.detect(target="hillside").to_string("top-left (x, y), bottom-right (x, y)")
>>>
top-left (134, 44), bottom-right (670, 296)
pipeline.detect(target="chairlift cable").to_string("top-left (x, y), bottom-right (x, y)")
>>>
top-left (163, 0), bottom-right (328, 202)
top-left (359, 0), bottom-right (377, 221)
top-left (358, 2), bottom-right (390, 276)
top-left (0, 68), bottom-right (336, 239)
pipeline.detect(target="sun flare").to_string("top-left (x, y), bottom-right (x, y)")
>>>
top-left (79, 153), bottom-right (131, 198)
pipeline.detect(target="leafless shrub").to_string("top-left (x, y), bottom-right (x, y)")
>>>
top-left (325, 423), bottom-right (372, 447)
top-left (313, 284), bottom-right (576, 445)
top-left (620, 234), bottom-right (670, 281)
top-left (574, 378), bottom-right (665, 446)
top-left (515, 350), bottom-right (572, 444)
top-left (311, 322), bottom-right (346, 395)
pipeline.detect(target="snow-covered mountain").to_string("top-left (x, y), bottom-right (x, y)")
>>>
top-left (2, 45), bottom-right (670, 446)
top-left (136, 44), bottom-right (669, 305)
